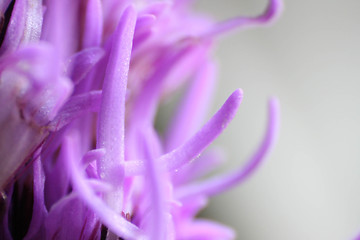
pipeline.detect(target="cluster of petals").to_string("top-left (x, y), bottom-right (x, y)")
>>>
top-left (0, 0), bottom-right (282, 239)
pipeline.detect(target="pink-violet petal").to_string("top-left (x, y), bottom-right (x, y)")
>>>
top-left (66, 47), bottom-right (105, 85)
top-left (138, 129), bottom-right (168, 240)
top-left (165, 60), bottom-right (216, 152)
top-left (96, 5), bottom-right (136, 212)
top-left (82, 0), bottom-right (103, 48)
top-left (82, 148), bottom-right (105, 166)
top-left (44, 138), bottom-right (72, 208)
top-left (64, 136), bottom-right (145, 240)
top-left (139, 2), bottom-right (170, 17)
top-left (202, 0), bottom-right (283, 39)
top-left (86, 179), bottom-right (113, 193)
top-left (0, 42), bottom-right (74, 127)
top-left (133, 30), bottom-right (153, 49)
top-left (136, 14), bottom-right (156, 30)
top-left (128, 43), bottom-right (201, 127)
top-left (172, 148), bottom-right (225, 185)
top-left (48, 90), bottom-right (102, 131)
top-left (102, 0), bottom-right (131, 40)
top-left (23, 155), bottom-right (48, 240)
top-left (22, 0), bottom-right (43, 44)
top-left (125, 89), bottom-right (243, 176)
top-left (176, 98), bottom-right (280, 199)
top-left (45, 193), bottom-right (99, 240)
top-left (0, 0), bottom-right (26, 54)
top-left (41, 0), bottom-right (80, 59)
top-left (162, 42), bottom-right (211, 96)
top-left (176, 195), bottom-right (208, 220)
top-left (0, 75), bottom-right (48, 189)
top-left (28, 76), bottom-right (73, 126)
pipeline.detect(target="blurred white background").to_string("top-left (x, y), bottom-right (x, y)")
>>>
top-left (194, 0), bottom-right (360, 239)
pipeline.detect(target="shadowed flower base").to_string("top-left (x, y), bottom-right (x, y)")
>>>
top-left (0, 0), bottom-right (282, 239)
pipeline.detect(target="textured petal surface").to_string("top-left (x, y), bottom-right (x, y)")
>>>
top-left (125, 89), bottom-right (243, 176)
top-left (96, 5), bottom-right (136, 214)
top-left (176, 98), bottom-right (280, 198)
top-left (0, 0), bottom-right (282, 238)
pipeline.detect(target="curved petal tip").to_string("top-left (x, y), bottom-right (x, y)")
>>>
top-left (261, 0), bottom-right (284, 24)
top-left (228, 88), bottom-right (243, 108)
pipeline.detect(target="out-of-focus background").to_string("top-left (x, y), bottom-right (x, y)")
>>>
top-left (194, 0), bottom-right (360, 239)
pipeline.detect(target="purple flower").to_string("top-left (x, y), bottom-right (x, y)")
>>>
top-left (0, 0), bottom-right (282, 239)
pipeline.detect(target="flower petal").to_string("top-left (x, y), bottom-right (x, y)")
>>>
top-left (96, 5), bottom-right (136, 212)
top-left (23, 155), bottom-right (48, 240)
top-left (0, 0), bottom-right (26, 54)
top-left (202, 0), bottom-right (283, 39)
top-left (165, 60), bottom-right (216, 152)
top-left (137, 128), bottom-right (168, 240)
top-left (45, 193), bottom-right (99, 240)
top-left (66, 47), bottom-right (105, 85)
top-left (176, 98), bottom-right (280, 199)
top-left (82, 0), bottom-right (103, 48)
top-left (64, 135), bottom-right (145, 240)
top-left (48, 90), bottom-right (102, 131)
top-left (125, 89), bottom-right (243, 176)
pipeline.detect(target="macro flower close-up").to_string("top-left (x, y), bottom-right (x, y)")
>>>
top-left (0, 0), bottom-right (283, 239)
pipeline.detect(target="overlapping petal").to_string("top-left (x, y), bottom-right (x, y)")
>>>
top-left (0, 0), bottom-right (282, 239)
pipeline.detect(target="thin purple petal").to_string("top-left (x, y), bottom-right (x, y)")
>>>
top-left (49, 90), bottom-right (102, 131)
top-left (175, 98), bottom-right (280, 199)
top-left (202, 0), bottom-right (283, 39)
top-left (125, 89), bottom-right (243, 176)
top-left (96, 5), bottom-right (136, 212)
